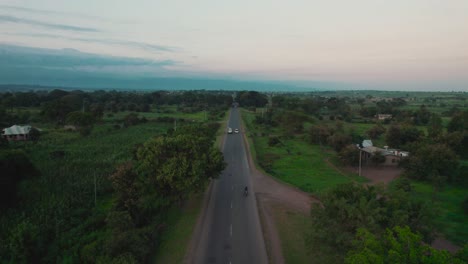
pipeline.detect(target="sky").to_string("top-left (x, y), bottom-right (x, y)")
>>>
top-left (1, 0), bottom-right (468, 91)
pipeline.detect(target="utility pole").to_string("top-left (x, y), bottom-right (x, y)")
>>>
top-left (94, 173), bottom-right (97, 206)
top-left (359, 148), bottom-right (362, 177)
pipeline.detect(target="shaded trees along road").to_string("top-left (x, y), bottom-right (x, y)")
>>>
top-left (193, 108), bottom-right (267, 264)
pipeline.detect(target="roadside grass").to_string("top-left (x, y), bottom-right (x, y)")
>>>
top-left (271, 204), bottom-right (313, 264)
top-left (242, 109), bottom-right (367, 196)
top-left (152, 192), bottom-right (204, 264)
top-left (411, 182), bottom-right (468, 245)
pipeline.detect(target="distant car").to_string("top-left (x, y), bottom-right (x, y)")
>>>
top-left (228, 127), bottom-right (233, 134)
top-left (234, 128), bottom-right (239, 133)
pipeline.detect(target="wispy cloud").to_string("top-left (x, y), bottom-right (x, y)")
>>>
top-left (0, 4), bottom-right (122, 22)
top-left (5, 32), bottom-right (178, 53)
top-left (0, 15), bottom-right (99, 32)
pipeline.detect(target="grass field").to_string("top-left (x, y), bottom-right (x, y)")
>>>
top-left (242, 109), bottom-right (367, 195)
top-left (271, 204), bottom-right (313, 264)
top-left (411, 182), bottom-right (468, 245)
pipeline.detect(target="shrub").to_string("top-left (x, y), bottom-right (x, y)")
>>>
top-left (268, 136), bottom-right (281, 147)
top-left (463, 196), bottom-right (468, 215)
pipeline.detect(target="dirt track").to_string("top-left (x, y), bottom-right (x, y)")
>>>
top-left (241, 126), bottom-right (317, 264)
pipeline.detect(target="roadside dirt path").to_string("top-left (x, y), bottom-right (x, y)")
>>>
top-left (240, 126), bottom-right (318, 264)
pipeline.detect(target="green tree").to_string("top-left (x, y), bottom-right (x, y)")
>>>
top-left (402, 143), bottom-right (459, 184)
top-left (135, 133), bottom-right (225, 208)
top-left (328, 133), bottom-right (352, 152)
top-left (109, 163), bottom-right (139, 221)
top-left (447, 111), bottom-right (468, 133)
top-left (385, 124), bottom-right (423, 148)
top-left (339, 145), bottom-right (360, 166)
top-left (414, 105), bottom-right (431, 125)
top-left (66, 111), bottom-right (95, 136)
top-left (28, 128), bottom-right (40, 142)
top-left (427, 113), bottom-right (443, 139)
top-left (367, 124), bottom-right (386, 139)
top-left (307, 183), bottom-right (435, 263)
top-left (346, 226), bottom-right (463, 264)
top-left (0, 150), bottom-right (39, 208)
top-left (7, 220), bottom-right (40, 263)
top-left (238, 91), bottom-right (268, 107)
top-left (307, 184), bottom-right (386, 261)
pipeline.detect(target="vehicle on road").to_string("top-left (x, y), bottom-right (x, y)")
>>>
top-left (234, 128), bottom-right (239, 133)
top-left (228, 127), bottom-right (232, 134)
top-left (244, 186), bottom-right (248, 197)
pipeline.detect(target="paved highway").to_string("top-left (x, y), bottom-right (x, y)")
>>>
top-left (193, 108), bottom-right (268, 264)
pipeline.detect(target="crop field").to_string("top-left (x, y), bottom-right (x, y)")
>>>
top-left (1, 104), bottom-right (218, 261)
top-left (102, 106), bottom-right (207, 122)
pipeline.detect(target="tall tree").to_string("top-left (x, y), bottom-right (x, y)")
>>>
top-left (135, 133), bottom-right (225, 210)
top-left (428, 113), bottom-right (443, 139)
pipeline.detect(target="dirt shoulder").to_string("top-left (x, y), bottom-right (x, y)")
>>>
top-left (240, 121), bottom-right (317, 264)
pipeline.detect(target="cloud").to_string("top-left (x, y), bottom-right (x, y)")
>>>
top-left (0, 15), bottom-right (99, 32)
top-left (0, 44), bottom-right (177, 70)
top-left (5, 32), bottom-right (178, 53)
top-left (0, 4), bottom-right (118, 22)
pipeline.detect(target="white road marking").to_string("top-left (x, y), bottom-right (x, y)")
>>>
top-left (231, 201), bottom-right (233, 209)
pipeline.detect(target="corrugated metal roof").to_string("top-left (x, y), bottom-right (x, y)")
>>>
top-left (2, 125), bottom-right (32, 135)
top-left (362, 140), bottom-right (373, 147)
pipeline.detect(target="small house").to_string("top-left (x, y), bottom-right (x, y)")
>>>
top-left (360, 145), bottom-right (409, 166)
top-left (2, 125), bottom-right (32, 141)
top-left (376, 114), bottom-right (392, 120)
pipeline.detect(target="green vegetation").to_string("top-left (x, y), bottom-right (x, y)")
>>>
top-left (271, 204), bottom-right (313, 264)
top-left (0, 89), bottom-right (230, 263)
top-left (304, 181), bottom-right (468, 263)
top-left (240, 91), bottom-right (467, 263)
top-left (346, 226), bottom-right (467, 264)
top-left (152, 192), bottom-right (204, 264)
top-left (242, 109), bottom-right (366, 195)
top-left (411, 182), bottom-right (468, 245)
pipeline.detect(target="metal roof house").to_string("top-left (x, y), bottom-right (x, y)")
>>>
top-left (2, 125), bottom-right (32, 141)
top-left (360, 145), bottom-right (409, 166)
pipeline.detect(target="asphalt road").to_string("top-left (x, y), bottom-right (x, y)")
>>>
top-left (193, 108), bottom-right (268, 264)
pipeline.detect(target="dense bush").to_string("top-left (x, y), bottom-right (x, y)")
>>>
top-left (307, 183), bottom-right (435, 263)
top-left (0, 150), bottom-right (39, 208)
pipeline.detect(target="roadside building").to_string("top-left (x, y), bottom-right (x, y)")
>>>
top-left (2, 125), bottom-right (33, 141)
top-left (360, 145), bottom-right (409, 166)
top-left (376, 114), bottom-right (392, 120)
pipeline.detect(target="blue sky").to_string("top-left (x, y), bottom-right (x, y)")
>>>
top-left (1, 0), bottom-right (467, 91)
